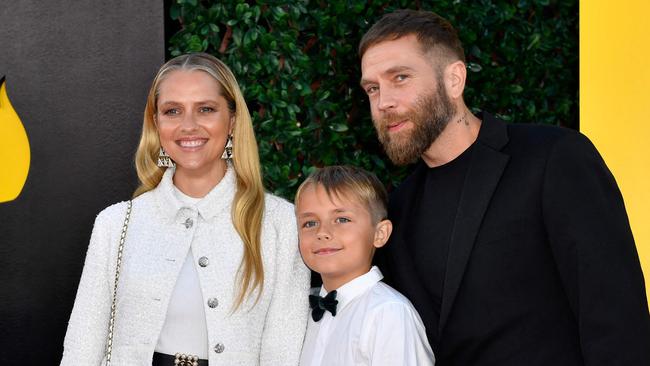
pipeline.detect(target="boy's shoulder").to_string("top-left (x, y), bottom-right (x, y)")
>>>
top-left (363, 281), bottom-right (420, 315)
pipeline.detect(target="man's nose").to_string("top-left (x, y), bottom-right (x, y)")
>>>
top-left (377, 88), bottom-right (397, 111)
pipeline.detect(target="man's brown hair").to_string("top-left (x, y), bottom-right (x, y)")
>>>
top-left (359, 9), bottom-right (465, 64)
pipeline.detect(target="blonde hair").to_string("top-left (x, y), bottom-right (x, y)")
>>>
top-left (134, 53), bottom-right (265, 309)
top-left (295, 165), bottom-right (388, 224)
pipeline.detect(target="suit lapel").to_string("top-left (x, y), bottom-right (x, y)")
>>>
top-left (438, 113), bottom-right (510, 334)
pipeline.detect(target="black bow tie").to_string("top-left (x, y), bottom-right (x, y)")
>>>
top-left (309, 290), bottom-right (339, 322)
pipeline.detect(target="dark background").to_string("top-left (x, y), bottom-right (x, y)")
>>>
top-left (0, 1), bottom-right (578, 364)
top-left (0, 1), bottom-right (163, 363)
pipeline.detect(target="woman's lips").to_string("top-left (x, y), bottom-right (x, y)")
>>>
top-left (176, 138), bottom-right (208, 149)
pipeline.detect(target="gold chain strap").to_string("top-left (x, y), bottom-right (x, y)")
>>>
top-left (105, 200), bottom-right (132, 366)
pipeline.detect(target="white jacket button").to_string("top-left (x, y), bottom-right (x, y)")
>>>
top-left (214, 343), bottom-right (225, 353)
top-left (207, 297), bottom-right (219, 308)
top-left (183, 218), bottom-right (193, 229)
top-left (198, 256), bottom-right (209, 267)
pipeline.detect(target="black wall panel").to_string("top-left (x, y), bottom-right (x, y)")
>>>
top-left (0, 1), bottom-right (164, 363)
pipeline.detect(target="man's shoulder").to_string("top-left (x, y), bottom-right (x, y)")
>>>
top-left (505, 121), bottom-right (578, 145)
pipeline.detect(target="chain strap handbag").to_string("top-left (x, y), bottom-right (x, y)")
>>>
top-left (104, 200), bottom-right (132, 366)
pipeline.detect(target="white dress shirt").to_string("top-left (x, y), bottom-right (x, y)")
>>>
top-left (300, 266), bottom-right (435, 366)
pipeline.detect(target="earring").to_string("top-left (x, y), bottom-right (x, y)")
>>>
top-left (157, 147), bottom-right (175, 167)
top-left (221, 134), bottom-right (233, 160)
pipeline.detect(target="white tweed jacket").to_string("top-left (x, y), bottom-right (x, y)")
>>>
top-left (61, 167), bottom-right (310, 365)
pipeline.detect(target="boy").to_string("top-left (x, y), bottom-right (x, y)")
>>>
top-left (295, 165), bottom-right (434, 366)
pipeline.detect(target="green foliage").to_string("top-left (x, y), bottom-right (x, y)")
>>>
top-left (168, 0), bottom-right (578, 199)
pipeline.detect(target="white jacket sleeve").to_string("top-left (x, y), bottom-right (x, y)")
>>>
top-left (259, 200), bottom-right (310, 365)
top-left (60, 206), bottom-right (120, 366)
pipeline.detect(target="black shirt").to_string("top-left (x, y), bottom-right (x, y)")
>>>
top-left (401, 143), bottom-right (475, 347)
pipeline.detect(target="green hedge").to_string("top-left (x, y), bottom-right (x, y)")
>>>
top-left (168, 0), bottom-right (578, 199)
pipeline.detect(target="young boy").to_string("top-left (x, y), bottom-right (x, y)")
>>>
top-left (295, 165), bottom-right (434, 366)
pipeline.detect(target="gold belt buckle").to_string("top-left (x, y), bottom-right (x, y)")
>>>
top-left (174, 353), bottom-right (199, 366)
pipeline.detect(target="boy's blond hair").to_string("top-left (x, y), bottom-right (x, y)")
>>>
top-left (295, 165), bottom-right (388, 224)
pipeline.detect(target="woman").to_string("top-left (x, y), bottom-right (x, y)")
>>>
top-left (61, 53), bottom-right (310, 365)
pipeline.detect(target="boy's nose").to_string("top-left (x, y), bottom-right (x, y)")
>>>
top-left (316, 231), bottom-right (331, 240)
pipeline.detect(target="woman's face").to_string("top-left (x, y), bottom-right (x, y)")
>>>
top-left (156, 70), bottom-right (233, 177)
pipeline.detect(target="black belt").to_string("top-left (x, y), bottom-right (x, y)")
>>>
top-left (152, 352), bottom-right (208, 366)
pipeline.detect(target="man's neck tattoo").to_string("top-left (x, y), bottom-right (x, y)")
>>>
top-left (457, 112), bottom-right (469, 126)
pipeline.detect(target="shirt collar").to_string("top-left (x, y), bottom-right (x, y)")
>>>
top-left (319, 266), bottom-right (383, 313)
top-left (153, 164), bottom-right (236, 222)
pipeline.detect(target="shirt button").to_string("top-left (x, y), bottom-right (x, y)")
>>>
top-left (207, 297), bottom-right (219, 308)
top-left (198, 256), bottom-right (209, 267)
top-left (183, 218), bottom-right (193, 229)
top-left (214, 343), bottom-right (225, 354)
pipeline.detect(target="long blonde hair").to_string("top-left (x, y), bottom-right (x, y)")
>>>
top-left (134, 53), bottom-right (265, 309)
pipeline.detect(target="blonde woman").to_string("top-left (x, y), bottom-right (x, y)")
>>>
top-left (61, 53), bottom-right (310, 365)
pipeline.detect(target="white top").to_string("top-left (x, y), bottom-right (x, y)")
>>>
top-left (155, 185), bottom-right (208, 357)
top-left (61, 166), bottom-right (310, 365)
top-left (299, 266), bottom-right (435, 366)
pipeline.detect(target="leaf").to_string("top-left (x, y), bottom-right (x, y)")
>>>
top-left (329, 123), bottom-right (349, 132)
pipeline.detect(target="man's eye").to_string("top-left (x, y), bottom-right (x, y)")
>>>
top-left (302, 221), bottom-right (317, 228)
top-left (199, 106), bottom-right (215, 113)
top-left (395, 74), bottom-right (408, 81)
top-left (365, 86), bottom-right (378, 95)
top-left (335, 217), bottom-right (351, 224)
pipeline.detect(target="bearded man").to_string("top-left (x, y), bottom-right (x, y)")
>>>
top-left (359, 9), bottom-right (650, 366)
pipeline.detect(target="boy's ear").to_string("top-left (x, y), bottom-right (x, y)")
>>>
top-left (373, 219), bottom-right (393, 248)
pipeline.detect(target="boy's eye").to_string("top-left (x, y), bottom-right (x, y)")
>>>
top-left (302, 220), bottom-right (317, 229)
top-left (335, 217), bottom-right (351, 224)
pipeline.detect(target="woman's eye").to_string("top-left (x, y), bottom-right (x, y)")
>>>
top-left (162, 108), bottom-right (179, 116)
top-left (335, 217), bottom-right (351, 224)
top-left (199, 106), bottom-right (215, 113)
top-left (302, 221), bottom-right (317, 229)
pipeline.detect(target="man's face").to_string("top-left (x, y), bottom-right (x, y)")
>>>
top-left (361, 35), bottom-right (455, 165)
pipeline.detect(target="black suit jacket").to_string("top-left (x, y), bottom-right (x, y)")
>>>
top-left (379, 113), bottom-right (650, 365)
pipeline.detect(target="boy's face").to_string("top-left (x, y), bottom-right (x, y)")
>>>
top-left (296, 184), bottom-right (391, 291)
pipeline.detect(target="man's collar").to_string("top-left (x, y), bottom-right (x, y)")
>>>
top-left (476, 111), bottom-right (509, 151)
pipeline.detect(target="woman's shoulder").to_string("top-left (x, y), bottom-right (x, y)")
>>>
top-left (263, 192), bottom-right (295, 217)
top-left (94, 190), bottom-right (155, 223)
top-left (96, 200), bottom-right (130, 221)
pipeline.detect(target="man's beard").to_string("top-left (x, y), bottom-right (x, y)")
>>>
top-left (374, 81), bottom-right (455, 166)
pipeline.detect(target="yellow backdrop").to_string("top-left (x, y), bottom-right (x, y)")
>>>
top-left (581, 0), bottom-right (650, 303)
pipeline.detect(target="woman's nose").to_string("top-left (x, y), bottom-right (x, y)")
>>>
top-left (180, 112), bottom-right (199, 130)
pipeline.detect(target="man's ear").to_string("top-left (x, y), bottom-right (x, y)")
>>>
top-left (373, 219), bottom-right (393, 248)
top-left (444, 60), bottom-right (467, 100)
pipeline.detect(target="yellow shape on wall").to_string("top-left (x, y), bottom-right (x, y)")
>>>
top-left (581, 0), bottom-right (650, 301)
top-left (0, 76), bottom-right (31, 202)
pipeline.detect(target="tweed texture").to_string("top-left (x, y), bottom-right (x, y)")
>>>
top-left (61, 167), bottom-right (310, 365)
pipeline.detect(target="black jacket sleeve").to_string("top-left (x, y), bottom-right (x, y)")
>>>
top-left (542, 131), bottom-right (650, 365)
